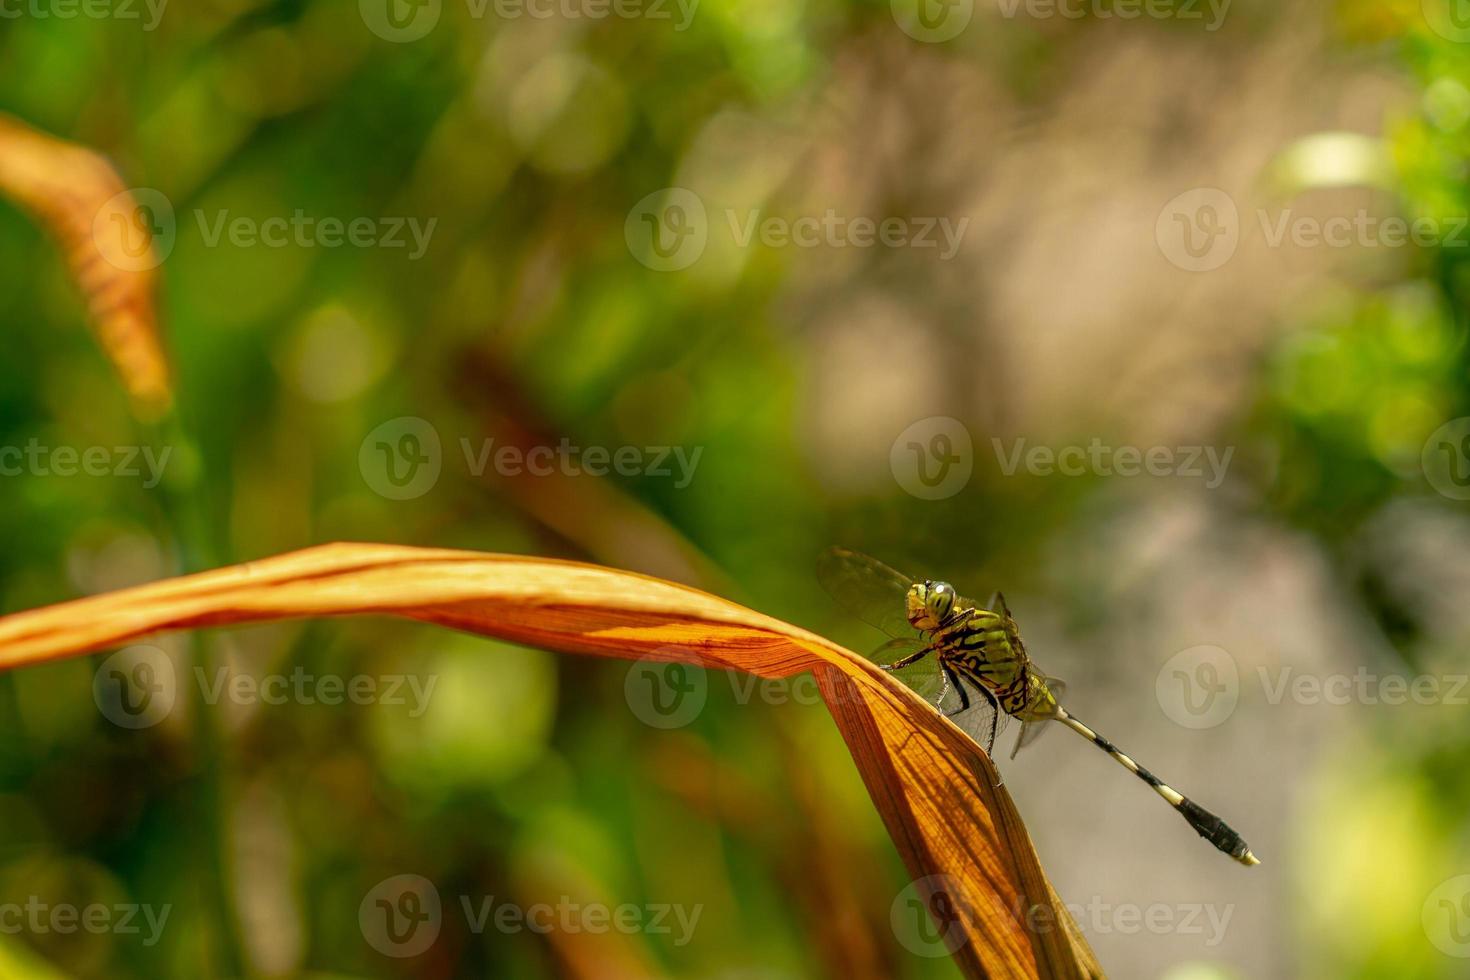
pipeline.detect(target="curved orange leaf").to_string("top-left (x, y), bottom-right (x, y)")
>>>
top-left (0, 113), bottom-right (171, 417)
top-left (0, 543), bottom-right (1103, 979)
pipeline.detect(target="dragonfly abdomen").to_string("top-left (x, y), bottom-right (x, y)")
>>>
top-left (1057, 709), bottom-right (1259, 865)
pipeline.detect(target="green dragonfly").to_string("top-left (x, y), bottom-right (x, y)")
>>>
top-left (817, 547), bottom-right (1259, 867)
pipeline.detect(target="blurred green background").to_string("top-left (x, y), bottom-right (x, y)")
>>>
top-left (3, 0), bottom-right (1470, 976)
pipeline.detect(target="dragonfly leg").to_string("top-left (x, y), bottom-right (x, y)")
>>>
top-left (881, 647), bottom-right (933, 671)
top-left (976, 685), bottom-right (1004, 780)
top-left (981, 686), bottom-right (1000, 758)
top-left (942, 667), bottom-right (1001, 759)
top-left (941, 663), bottom-right (970, 715)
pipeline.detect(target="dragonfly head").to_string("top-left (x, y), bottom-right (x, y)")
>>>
top-left (907, 580), bottom-right (956, 631)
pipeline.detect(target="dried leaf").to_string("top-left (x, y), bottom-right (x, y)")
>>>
top-left (0, 113), bottom-right (171, 417)
top-left (0, 543), bottom-right (1103, 979)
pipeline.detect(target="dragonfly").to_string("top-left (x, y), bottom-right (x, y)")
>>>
top-left (817, 547), bottom-right (1259, 866)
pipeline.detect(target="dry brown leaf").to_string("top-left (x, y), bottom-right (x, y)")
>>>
top-left (0, 113), bottom-right (171, 417)
top-left (0, 543), bottom-right (1103, 979)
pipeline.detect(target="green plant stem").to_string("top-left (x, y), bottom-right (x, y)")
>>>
top-left (145, 409), bottom-right (247, 978)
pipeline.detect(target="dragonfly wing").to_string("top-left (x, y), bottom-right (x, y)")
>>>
top-left (954, 588), bottom-right (1004, 618)
top-left (1009, 718), bottom-right (1049, 759)
top-left (868, 637), bottom-right (929, 668)
top-left (968, 591), bottom-right (1000, 613)
top-left (817, 547), bottom-right (919, 639)
top-left (889, 654), bottom-right (947, 706)
top-left (1009, 677), bottom-right (1066, 759)
top-left (938, 668), bottom-right (1004, 756)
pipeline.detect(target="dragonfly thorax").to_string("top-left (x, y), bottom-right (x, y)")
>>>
top-left (906, 580), bottom-right (957, 632)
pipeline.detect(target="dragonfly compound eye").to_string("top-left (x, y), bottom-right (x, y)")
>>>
top-left (927, 582), bottom-right (955, 622)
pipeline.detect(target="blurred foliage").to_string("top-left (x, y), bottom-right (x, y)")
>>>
top-left (1, 0), bottom-right (1470, 978)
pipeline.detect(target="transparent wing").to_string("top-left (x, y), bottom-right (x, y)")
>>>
top-left (863, 638), bottom-right (948, 704)
top-left (1009, 679), bottom-right (1066, 759)
top-left (817, 547), bottom-right (919, 639)
top-left (965, 591), bottom-right (1000, 613)
top-left (938, 669), bottom-right (1004, 757)
top-left (868, 639), bottom-right (1005, 756)
top-left (954, 589), bottom-right (1005, 619)
top-left (1009, 718), bottom-right (1050, 759)
top-left (888, 651), bottom-right (947, 705)
top-left (867, 637), bottom-right (930, 668)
